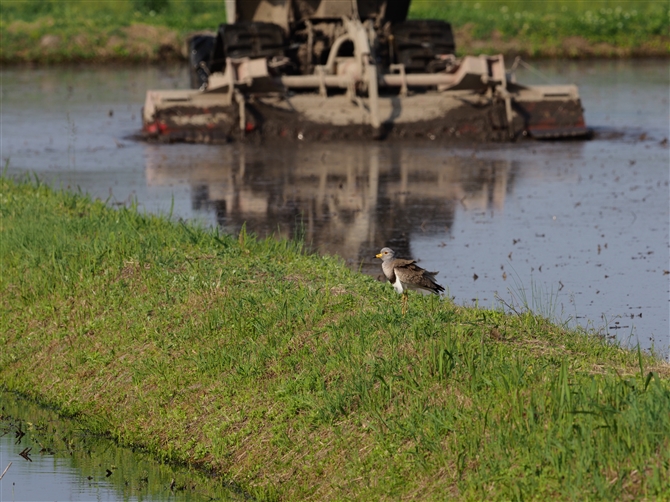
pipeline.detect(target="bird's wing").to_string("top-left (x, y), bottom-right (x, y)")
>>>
top-left (392, 258), bottom-right (417, 269)
top-left (386, 259), bottom-right (415, 286)
top-left (394, 261), bottom-right (444, 293)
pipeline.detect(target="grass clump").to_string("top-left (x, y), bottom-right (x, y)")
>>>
top-left (1, 0), bottom-right (668, 62)
top-left (1, 174), bottom-right (669, 500)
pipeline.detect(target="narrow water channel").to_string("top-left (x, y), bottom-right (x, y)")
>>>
top-left (2, 60), bottom-right (668, 357)
top-left (0, 392), bottom-right (242, 501)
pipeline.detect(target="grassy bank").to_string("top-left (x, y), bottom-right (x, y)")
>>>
top-left (1, 0), bottom-right (668, 63)
top-left (411, 0), bottom-right (669, 58)
top-left (1, 175), bottom-right (669, 500)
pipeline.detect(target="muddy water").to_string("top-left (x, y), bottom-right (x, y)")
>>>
top-left (0, 392), bottom-right (242, 501)
top-left (2, 61), bottom-right (668, 357)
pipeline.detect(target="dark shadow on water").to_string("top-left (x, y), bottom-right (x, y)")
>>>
top-left (0, 391), bottom-right (246, 501)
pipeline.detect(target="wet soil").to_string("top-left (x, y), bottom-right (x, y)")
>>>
top-left (2, 59), bottom-right (668, 355)
top-left (145, 78), bottom-right (589, 145)
top-left (147, 91), bottom-right (526, 144)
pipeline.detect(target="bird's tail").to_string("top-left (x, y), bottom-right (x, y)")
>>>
top-left (432, 281), bottom-right (445, 294)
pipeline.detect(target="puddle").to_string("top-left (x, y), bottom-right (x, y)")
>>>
top-left (0, 392), bottom-right (243, 501)
top-left (2, 60), bottom-right (668, 356)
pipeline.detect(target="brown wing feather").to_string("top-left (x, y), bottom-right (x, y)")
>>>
top-left (391, 258), bottom-right (416, 268)
top-left (394, 260), bottom-right (445, 294)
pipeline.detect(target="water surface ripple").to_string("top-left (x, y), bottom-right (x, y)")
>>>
top-left (2, 60), bottom-right (668, 356)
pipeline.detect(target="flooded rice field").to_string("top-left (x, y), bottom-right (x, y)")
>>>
top-left (2, 60), bottom-right (668, 359)
top-left (0, 392), bottom-right (242, 501)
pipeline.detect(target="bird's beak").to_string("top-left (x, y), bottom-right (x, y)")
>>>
top-left (375, 253), bottom-right (383, 259)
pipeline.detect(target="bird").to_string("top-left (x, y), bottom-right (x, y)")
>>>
top-left (375, 247), bottom-right (444, 314)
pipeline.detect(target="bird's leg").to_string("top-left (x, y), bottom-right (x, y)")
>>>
top-left (402, 292), bottom-right (408, 315)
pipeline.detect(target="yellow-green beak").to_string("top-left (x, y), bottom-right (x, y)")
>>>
top-left (375, 253), bottom-right (383, 259)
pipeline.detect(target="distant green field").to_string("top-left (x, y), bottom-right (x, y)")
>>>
top-left (1, 0), bottom-right (668, 62)
top-left (410, 0), bottom-right (669, 52)
top-left (1, 0), bottom-right (226, 62)
top-left (1, 0), bottom-right (228, 31)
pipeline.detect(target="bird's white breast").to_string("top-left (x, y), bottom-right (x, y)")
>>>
top-left (392, 275), bottom-right (405, 294)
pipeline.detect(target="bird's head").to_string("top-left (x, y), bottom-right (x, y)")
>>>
top-left (375, 247), bottom-right (395, 261)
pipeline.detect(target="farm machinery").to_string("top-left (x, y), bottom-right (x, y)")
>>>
top-left (142, 0), bottom-right (590, 142)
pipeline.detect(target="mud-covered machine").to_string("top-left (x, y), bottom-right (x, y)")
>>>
top-left (143, 0), bottom-right (590, 142)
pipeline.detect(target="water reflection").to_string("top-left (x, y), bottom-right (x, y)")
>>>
top-left (0, 392), bottom-right (242, 501)
top-left (145, 142), bottom-right (517, 274)
top-left (3, 60), bottom-right (667, 354)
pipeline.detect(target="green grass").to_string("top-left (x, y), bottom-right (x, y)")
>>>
top-left (1, 0), bottom-right (667, 62)
top-left (0, 0), bottom-right (228, 63)
top-left (410, 0), bottom-right (669, 55)
top-left (1, 0), bottom-right (226, 30)
top-left (1, 174), bottom-right (669, 500)
top-left (1, 391), bottom-right (243, 500)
